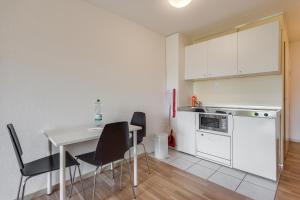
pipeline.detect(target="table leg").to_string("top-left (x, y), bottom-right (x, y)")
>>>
top-left (47, 140), bottom-right (52, 195)
top-left (59, 145), bottom-right (66, 200)
top-left (133, 130), bottom-right (138, 186)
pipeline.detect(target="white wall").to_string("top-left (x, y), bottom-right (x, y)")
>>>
top-left (166, 33), bottom-right (193, 108)
top-left (166, 34), bottom-right (179, 91)
top-left (290, 41), bottom-right (300, 141)
top-left (0, 0), bottom-right (166, 199)
top-left (193, 75), bottom-right (283, 107)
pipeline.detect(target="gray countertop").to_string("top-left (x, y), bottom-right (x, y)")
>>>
top-left (178, 105), bottom-right (281, 118)
top-left (178, 105), bottom-right (281, 112)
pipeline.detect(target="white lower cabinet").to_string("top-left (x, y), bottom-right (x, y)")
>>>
top-left (171, 111), bottom-right (196, 155)
top-left (171, 110), bottom-right (279, 181)
top-left (196, 131), bottom-right (231, 166)
top-left (233, 116), bottom-right (278, 181)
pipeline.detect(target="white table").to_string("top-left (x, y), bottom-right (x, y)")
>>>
top-left (44, 124), bottom-right (142, 200)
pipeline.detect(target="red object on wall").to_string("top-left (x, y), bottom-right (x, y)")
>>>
top-left (168, 88), bottom-right (177, 147)
top-left (172, 88), bottom-right (176, 118)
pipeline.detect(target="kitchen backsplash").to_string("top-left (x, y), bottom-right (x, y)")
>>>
top-left (193, 74), bottom-right (283, 107)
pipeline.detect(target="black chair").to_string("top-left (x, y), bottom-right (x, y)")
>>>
top-left (128, 112), bottom-right (150, 173)
top-left (7, 124), bottom-right (85, 200)
top-left (76, 122), bottom-right (136, 200)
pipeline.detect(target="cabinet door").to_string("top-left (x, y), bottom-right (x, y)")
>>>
top-left (196, 131), bottom-right (231, 160)
top-left (238, 21), bottom-right (280, 75)
top-left (185, 42), bottom-right (207, 80)
top-left (232, 116), bottom-right (277, 180)
top-left (171, 112), bottom-right (196, 155)
top-left (207, 33), bottom-right (238, 78)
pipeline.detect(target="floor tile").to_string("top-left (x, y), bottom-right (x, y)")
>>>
top-left (150, 149), bottom-right (180, 163)
top-left (208, 172), bottom-right (242, 191)
top-left (186, 164), bottom-right (216, 179)
top-left (217, 166), bottom-right (246, 180)
top-left (244, 174), bottom-right (278, 191)
top-left (168, 149), bottom-right (183, 159)
top-left (168, 158), bottom-right (195, 170)
top-left (236, 181), bottom-right (276, 200)
top-left (198, 160), bottom-right (221, 170)
top-left (179, 153), bottom-right (202, 163)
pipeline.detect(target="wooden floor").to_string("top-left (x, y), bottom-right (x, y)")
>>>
top-left (34, 157), bottom-right (249, 200)
top-left (34, 142), bottom-right (300, 200)
top-left (276, 142), bottom-right (300, 200)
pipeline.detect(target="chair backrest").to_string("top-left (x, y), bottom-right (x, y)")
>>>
top-left (7, 124), bottom-right (24, 170)
top-left (131, 112), bottom-right (146, 141)
top-left (94, 122), bottom-right (129, 165)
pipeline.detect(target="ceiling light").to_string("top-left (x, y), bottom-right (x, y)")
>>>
top-left (168, 0), bottom-right (192, 8)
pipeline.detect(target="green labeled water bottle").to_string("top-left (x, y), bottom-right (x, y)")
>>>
top-left (94, 99), bottom-right (103, 127)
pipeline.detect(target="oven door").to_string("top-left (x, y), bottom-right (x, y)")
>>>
top-left (198, 113), bottom-right (228, 133)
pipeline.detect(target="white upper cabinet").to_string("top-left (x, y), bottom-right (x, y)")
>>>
top-left (238, 21), bottom-right (281, 75)
top-left (184, 20), bottom-right (281, 80)
top-left (207, 32), bottom-right (238, 78)
top-left (185, 42), bottom-right (207, 80)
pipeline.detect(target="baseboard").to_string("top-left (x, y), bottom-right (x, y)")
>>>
top-left (21, 154), bottom-right (146, 199)
top-left (289, 138), bottom-right (300, 143)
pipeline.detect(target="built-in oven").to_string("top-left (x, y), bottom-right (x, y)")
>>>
top-left (198, 113), bottom-right (228, 133)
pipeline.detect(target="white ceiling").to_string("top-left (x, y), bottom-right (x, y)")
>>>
top-left (85, 0), bottom-right (300, 42)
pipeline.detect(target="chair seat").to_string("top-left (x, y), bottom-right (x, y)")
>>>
top-left (21, 152), bottom-right (79, 177)
top-left (76, 151), bottom-right (102, 166)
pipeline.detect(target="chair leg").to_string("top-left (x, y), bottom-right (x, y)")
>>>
top-left (21, 177), bottom-right (31, 200)
top-left (93, 166), bottom-right (101, 200)
top-left (119, 159), bottom-right (123, 190)
top-left (124, 158), bottom-right (136, 199)
top-left (92, 168), bottom-right (97, 200)
top-left (128, 148), bottom-right (132, 164)
top-left (77, 165), bottom-right (86, 200)
top-left (68, 167), bottom-right (74, 198)
top-left (16, 175), bottom-right (23, 200)
top-left (72, 164), bottom-right (77, 184)
top-left (142, 143), bottom-right (151, 174)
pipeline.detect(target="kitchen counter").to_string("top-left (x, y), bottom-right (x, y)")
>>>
top-left (174, 104), bottom-right (281, 180)
top-left (178, 105), bottom-right (281, 118)
top-left (178, 105), bottom-right (281, 112)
